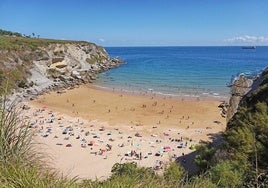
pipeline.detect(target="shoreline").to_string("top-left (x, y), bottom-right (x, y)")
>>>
top-left (20, 83), bottom-right (227, 179)
top-left (32, 84), bottom-right (226, 127)
top-left (91, 83), bottom-right (229, 102)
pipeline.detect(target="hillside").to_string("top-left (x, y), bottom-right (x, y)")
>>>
top-left (224, 68), bottom-right (268, 168)
top-left (0, 35), bottom-right (123, 97)
top-left (206, 68), bottom-right (268, 187)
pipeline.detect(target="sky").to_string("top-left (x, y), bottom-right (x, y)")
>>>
top-left (0, 0), bottom-right (268, 46)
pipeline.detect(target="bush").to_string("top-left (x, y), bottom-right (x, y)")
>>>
top-left (194, 144), bottom-right (216, 171)
top-left (209, 160), bottom-right (244, 187)
top-left (0, 88), bottom-right (32, 162)
top-left (164, 162), bottom-right (185, 186)
top-left (18, 80), bottom-right (27, 88)
top-left (184, 175), bottom-right (217, 188)
top-left (0, 83), bottom-right (77, 187)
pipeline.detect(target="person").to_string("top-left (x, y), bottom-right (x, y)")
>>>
top-left (159, 161), bottom-right (163, 168)
top-left (139, 152), bottom-right (142, 160)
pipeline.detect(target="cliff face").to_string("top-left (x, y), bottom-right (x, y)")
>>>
top-left (224, 67), bottom-right (268, 170)
top-left (29, 43), bottom-right (122, 88)
top-left (227, 68), bottom-right (268, 121)
top-left (0, 37), bottom-right (123, 98)
top-left (226, 74), bottom-right (254, 121)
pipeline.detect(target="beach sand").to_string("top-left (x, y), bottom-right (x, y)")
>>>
top-left (21, 85), bottom-right (226, 180)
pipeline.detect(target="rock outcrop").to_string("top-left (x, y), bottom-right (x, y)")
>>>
top-left (226, 73), bottom-right (260, 121)
top-left (0, 38), bottom-right (123, 100)
top-left (33, 43), bottom-right (122, 83)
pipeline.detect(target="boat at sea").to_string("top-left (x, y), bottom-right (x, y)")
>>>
top-left (241, 46), bottom-right (256, 49)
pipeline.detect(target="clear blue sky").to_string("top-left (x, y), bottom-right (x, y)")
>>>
top-left (1, 0), bottom-right (268, 46)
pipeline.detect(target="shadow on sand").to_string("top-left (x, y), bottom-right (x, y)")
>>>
top-left (175, 131), bottom-right (224, 175)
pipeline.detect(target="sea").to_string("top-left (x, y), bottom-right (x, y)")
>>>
top-left (94, 46), bottom-right (268, 100)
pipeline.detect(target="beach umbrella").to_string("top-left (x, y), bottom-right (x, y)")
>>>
top-left (99, 126), bottom-right (105, 131)
top-left (164, 146), bottom-right (171, 151)
top-left (66, 144), bottom-right (72, 147)
top-left (89, 141), bottom-right (95, 146)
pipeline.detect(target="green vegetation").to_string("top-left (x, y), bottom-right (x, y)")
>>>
top-left (194, 68), bottom-right (268, 187)
top-left (0, 83), bottom-right (31, 162)
top-left (0, 35), bottom-right (75, 51)
top-left (0, 35), bottom-right (68, 93)
top-left (0, 29), bottom-right (22, 37)
top-left (80, 162), bottom-right (193, 187)
top-left (194, 144), bottom-right (216, 171)
top-left (86, 54), bottom-right (107, 64)
top-left (209, 160), bottom-right (244, 187)
top-left (0, 31), bottom-right (82, 94)
top-left (221, 68), bottom-right (268, 187)
top-left (0, 29), bottom-right (102, 94)
top-left (0, 82), bottom-right (77, 187)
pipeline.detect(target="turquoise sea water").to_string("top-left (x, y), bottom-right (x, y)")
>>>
top-left (94, 47), bottom-right (268, 100)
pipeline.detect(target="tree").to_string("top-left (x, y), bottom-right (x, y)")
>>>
top-left (209, 160), bottom-right (244, 187)
top-left (195, 144), bottom-right (216, 171)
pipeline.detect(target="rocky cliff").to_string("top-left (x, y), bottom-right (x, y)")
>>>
top-left (28, 43), bottom-right (122, 91)
top-left (226, 71), bottom-right (265, 121)
top-left (0, 36), bottom-right (123, 99)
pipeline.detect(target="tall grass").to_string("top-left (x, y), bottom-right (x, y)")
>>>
top-left (0, 82), bottom-right (77, 187)
top-left (0, 83), bottom-right (33, 162)
top-left (0, 160), bottom-right (77, 188)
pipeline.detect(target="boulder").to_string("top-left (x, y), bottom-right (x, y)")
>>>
top-left (50, 61), bottom-right (67, 69)
top-left (52, 57), bottom-right (64, 63)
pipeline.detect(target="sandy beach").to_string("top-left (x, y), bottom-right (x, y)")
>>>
top-left (20, 85), bottom-right (226, 180)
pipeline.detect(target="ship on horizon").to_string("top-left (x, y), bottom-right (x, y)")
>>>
top-left (241, 46), bottom-right (256, 49)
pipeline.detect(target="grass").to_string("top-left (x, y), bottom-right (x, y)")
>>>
top-left (0, 160), bottom-right (77, 188)
top-left (0, 36), bottom-right (89, 51)
top-left (0, 82), bottom-right (78, 187)
top-left (0, 83), bottom-right (32, 162)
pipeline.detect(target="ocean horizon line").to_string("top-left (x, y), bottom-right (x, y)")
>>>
top-left (104, 45), bottom-right (268, 48)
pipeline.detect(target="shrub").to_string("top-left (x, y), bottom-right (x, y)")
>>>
top-left (0, 86), bottom-right (32, 162)
top-left (0, 82), bottom-right (77, 187)
top-left (164, 162), bottom-right (185, 186)
top-left (194, 144), bottom-right (216, 171)
top-left (18, 80), bottom-right (27, 88)
top-left (209, 160), bottom-right (244, 187)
